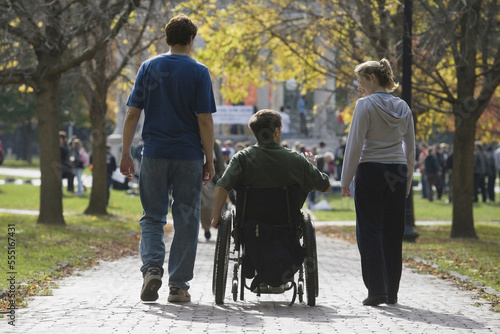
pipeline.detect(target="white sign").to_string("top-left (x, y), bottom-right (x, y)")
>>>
top-left (212, 105), bottom-right (254, 124)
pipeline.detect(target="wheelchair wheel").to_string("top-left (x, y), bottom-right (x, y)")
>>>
top-left (298, 281), bottom-right (304, 303)
top-left (303, 213), bottom-right (318, 306)
top-left (213, 212), bottom-right (232, 304)
top-left (232, 281), bottom-right (238, 301)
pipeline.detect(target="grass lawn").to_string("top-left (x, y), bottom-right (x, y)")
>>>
top-left (0, 157), bottom-right (40, 170)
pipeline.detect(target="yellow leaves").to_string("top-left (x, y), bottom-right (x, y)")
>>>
top-left (416, 111), bottom-right (451, 141)
top-left (147, 44), bottom-right (157, 57)
top-left (122, 39), bottom-right (128, 45)
top-left (37, 21), bottom-right (43, 28)
top-left (110, 16), bottom-right (119, 30)
top-left (128, 11), bottom-right (136, 24)
top-left (9, 18), bottom-right (20, 27)
top-left (476, 103), bottom-right (500, 144)
top-left (120, 67), bottom-right (132, 76)
top-left (341, 104), bottom-right (355, 130)
top-left (7, 60), bottom-right (18, 68)
top-left (116, 81), bottom-right (131, 92)
top-left (18, 85), bottom-right (34, 93)
top-left (0, 60), bottom-right (19, 71)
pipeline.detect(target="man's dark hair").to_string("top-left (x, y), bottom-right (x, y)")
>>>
top-left (248, 109), bottom-right (282, 143)
top-left (165, 14), bottom-right (198, 46)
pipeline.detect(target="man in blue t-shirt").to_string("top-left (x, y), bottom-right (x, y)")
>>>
top-left (120, 14), bottom-right (216, 304)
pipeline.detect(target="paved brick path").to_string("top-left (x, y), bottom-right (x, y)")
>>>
top-left (4, 230), bottom-right (499, 333)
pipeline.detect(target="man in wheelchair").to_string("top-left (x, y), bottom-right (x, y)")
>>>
top-left (211, 109), bottom-right (331, 296)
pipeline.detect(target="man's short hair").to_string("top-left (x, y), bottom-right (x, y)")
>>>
top-left (165, 14), bottom-right (198, 46)
top-left (248, 109), bottom-right (282, 143)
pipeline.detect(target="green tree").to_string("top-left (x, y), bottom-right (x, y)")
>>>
top-left (81, 0), bottom-right (163, 215)
top-left (183, 0), bottom-right (500, 238)
top-left (0, 0), bottom-right (140, 225)
top-left (413, 0), bottom-right (500, 238)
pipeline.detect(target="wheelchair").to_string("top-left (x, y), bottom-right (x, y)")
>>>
top-left (212, 185), bottom-right (319, 306)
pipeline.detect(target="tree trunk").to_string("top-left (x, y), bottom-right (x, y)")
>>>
top-left (84, 91), bottom-right (109, 215)
top-left (36, 74), bottom-right (65, 225)
top-left (84, 45), bottom-right (110, 216)
top-left (450, 114), bottom-right (477, 238)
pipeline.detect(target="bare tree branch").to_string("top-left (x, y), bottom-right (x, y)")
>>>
top-left (47, 0), bottom-right (140, 76)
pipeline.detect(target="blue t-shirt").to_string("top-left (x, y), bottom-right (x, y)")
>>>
top-left (126, 54), bottom-right (216, 160)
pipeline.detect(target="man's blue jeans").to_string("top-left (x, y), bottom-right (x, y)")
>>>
top-left (139, 156), bottom-right (203, 289)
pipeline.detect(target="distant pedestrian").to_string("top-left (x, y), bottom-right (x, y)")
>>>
top-left (297, 95), bottom-right (308, 137)
top-left (495, 145), bottom-right (500, 190)
top-left (223, 140), bottom-right (236, 160)
top-left (417, 142), bottom-right (429, 199)
top-left (279, 106), bottom-right (291, 138)
top-left (316, 141), bottom-right (329, 155)
top-left (120, 14), bottom-right (216, 304)
top-left (473, 141), bottom-right (488, 203)
top-left (446, 149), bottom-right (454, 203)
top-left (340, 58), bottom-right (415, 306)
top-left (106, 145), bottom-right (117, 205)
top-left (485, 146), bottom-right (496, 202)
top-left (438, 143), bottom-right (450, 194)
top-left (424, 146), bottom-right (442, 201)
top-left (89, 144), bottom-right (117, 206)
top-left (308, 152), bottom-right (333, 207)
top-left (334, 139), bottom-right (346, 181)
top-left (59, 131), bottom-right (74, 193)
top-left (70, 138), bottom-right (88, 197)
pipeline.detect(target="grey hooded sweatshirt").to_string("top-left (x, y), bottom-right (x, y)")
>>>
top-left (340, 92), bottom-right (415, 196)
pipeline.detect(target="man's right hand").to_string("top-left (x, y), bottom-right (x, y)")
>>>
top-left (303, 151), bottom-right (318, 167)
top-left (119, 154), bottom-right (135, 181)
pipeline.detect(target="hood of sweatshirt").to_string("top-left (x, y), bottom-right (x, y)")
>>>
top-left (364, 92), bottom-right (411, 128)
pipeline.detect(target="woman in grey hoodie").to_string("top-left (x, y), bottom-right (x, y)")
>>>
top-left (340, 59), bottom-right (415, 306)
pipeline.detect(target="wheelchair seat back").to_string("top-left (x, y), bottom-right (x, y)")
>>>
top-left (235, 185), bottom-right (307, 289)
top-left (235, 185), bottom-right (306, 228)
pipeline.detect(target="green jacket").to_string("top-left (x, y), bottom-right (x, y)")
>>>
top-left (217, 142), bottom-right (330, 194)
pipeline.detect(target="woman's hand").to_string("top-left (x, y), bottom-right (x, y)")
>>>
top-left (341, 186), bottom-right (352, 197)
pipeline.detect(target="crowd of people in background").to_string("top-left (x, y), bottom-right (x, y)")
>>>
top-left (219, 136), bottom-right (500, 210)
top-left (57, 129), bottom-right (500, 210)
top-left (58, 130), bottom-right (117, 204)
top-left (59, 131), bottom-right (89, 196)
top-left (416, 141), bottom-right (499, 204)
